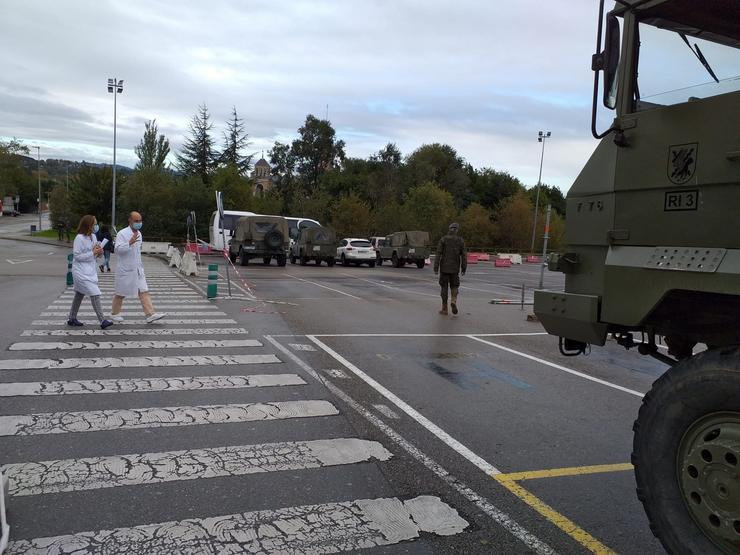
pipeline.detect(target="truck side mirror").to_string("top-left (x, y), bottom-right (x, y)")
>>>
top-left (602, 15), bottom-right (620, 109)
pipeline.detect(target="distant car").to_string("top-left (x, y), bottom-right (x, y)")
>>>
top-left (369, 236), bottom-right (387, 263)
top-left (337, 238), bottom-right (376, 267)
top-left (229, 215), bottom-right (289, 267)
top-left (291, 226), bottom-right (337, 266)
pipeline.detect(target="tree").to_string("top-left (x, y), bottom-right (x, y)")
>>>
top-left (493, 191), bottom-right (534, 251)
top-left (289, 189), bottom-right (333, 224)
top-left (134, 120), bottom-right (170, 171)
top-left (49, 184), bottom-right (72, 229)
top-left (460, 203), bottom-right (495, 248)
top-left (405, 144), bottom-right (471, 208)
top-left (330, 193), bottom-right (372, 238)
top-left (403, 182), bottom-right (458, 243)
top-left (528, 184), bottom-right (566, 216)
top-left (269, 141), bottom-right (297, 212)
top-left (212, 164), bottom-right (252, 211)
top-left (176, 104), bottom-right (219, 184)
top-left (68, 164), bottom-right (115, 225)
top-left (0, 138), bottom-right (33, 209)
top-left (119, 168), bottom-right (177, 239)
top-left (220, 107), bottom-right (253, 176)
top-left (291, 114), bottom-right (345, 190)
top-left (470, 168), bottom-right (524, 209)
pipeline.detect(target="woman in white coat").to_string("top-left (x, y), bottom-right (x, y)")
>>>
top-left (68, 215), bottom-right (113, 329)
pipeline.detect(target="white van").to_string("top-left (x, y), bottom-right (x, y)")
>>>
top-left (210, 211), bottom-right (321, 250)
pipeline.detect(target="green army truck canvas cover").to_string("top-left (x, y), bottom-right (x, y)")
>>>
top-left (290, 226), bottom-right (337, 267)
top-left (378, 231), bottom-right (430, 269)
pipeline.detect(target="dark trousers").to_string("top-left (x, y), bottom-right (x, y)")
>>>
top-left (439, 272), bottom-right (460, 302)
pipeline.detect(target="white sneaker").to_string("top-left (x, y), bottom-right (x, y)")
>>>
top-left (110, 314), bottom-right (124, 323)
top-left (146, 313), bottom-right (166, 324)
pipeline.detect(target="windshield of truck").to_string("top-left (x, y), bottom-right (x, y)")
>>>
top-left (636, 23), bottom-right (740, 110)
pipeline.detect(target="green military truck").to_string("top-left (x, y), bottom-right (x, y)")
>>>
top-left (229, 215), bottom-right (289, 267)
top-left (378, 231), bottom-right (430, 268)
top-left (534, 2), bottom-right (740, 553)
top-left (290, 226), bottom-right (337, 266)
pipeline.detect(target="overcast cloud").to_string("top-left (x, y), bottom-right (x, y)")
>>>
top-left (0, 0), bottom-right (609, 190)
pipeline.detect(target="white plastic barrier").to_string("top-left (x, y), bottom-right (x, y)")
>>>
top-left (0, 469), bottom-right (9, 555)
top-left (166, 245), bottom-right (175, 258)
top-left (168, 249), bottom-right (182, 269)
top-left (141, 242), bottom-right (172, 255)
top-left (180, 251), bottom-right (198, 276)
top-left (497, 253), bottom-right (523, 264)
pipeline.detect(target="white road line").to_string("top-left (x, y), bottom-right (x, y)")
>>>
top-left (0, 400), bottom-right (339, 436)
top-left (51, 300), bottom-right (212, 305)
top-left (289, 343), bottom-right (316, 351)
top-left (306, 335), bottom-right (501, 475)
top-left (20, 327), bottom-right (248, 337)
top-left (6, 495), bottom-right (467, 554)
top-left (0, 374), bottom-right (305, 397)
top-left (9, 339), bottom-right (259, 351)
top-left (373, 404), bottom-right (400, 419)
top-left (466, 336), bottom-right (645, 397)
top-left (263, 335), bottom-right (555, 554)
top-left (323, 368), bottom-right (349, 379)
top-left (285, 273), bottom-right (361, 299)
top-left (32, 319), bottom-right (238, 325)
top-left (0, 354), bottom-right (280, 371)
top-left (3, 437), bottom-right (390, 496)
top-left (40, 311), bottom-right (226, 317)
top-left (340, 273), bottom-right (438, 298)
top-left (309, 332), bottom-right (548, 338)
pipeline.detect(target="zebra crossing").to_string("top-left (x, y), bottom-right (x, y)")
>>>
top-left (0, 260), bottom-right (469, 553)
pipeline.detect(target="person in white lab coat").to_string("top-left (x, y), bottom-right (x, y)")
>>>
top-left (110, 211), bottom-right (165, 323)
top-left (67, 215), bottom-right (114, 329)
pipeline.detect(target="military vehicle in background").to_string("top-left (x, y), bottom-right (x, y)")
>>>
top-left (534, 1), bottom-right (740, 553)
top-left (290, 226), bottom-right (337, 266)
top-left (229, 215), bottom-right (289, 267)
top-left (378, 231), bottom-right (430, 268)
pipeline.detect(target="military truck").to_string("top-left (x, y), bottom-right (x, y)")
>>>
top-left (534, 2), bottom-right (740, 553)
top-left (378, 231), bottom-right (430, 268)
top-left (290, 226), bottom-right (337, 266)
top-left (228, 215), bottom-right (289, 267)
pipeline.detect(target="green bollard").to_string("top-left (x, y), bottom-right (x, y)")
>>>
top-left (66, 253), bottom-right (74, 286)
top-left (207, 263), bottom-right (218, 299)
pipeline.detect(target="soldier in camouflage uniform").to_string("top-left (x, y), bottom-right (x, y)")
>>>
top-left (433, 223), bottom-right (467, 315)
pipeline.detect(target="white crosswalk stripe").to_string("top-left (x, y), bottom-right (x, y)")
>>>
top-left (6, 495), bottom-right (467, 555)
top-left (0, 374), bottom-right (305, 397)
top-left (0, 353), bottom-right (279, 371)
top-left (9, 339), bottom-right (259, 351)
top-left (2, 438), bottom-right (390, 496)
top-left (32, 319), bottom-right (238, 325)
top-left (40, 311), bottom-right (227, 317)
top-left (0, 400), bottom-right (339, 436)
top-left (20, 327), bottom-right (248, 337)
top-left (51, 299), bottom-right (213, 305)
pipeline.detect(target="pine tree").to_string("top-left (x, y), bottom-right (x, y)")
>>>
top-left (134, 120), bottom-right (170, 171)
top-left (176, 104), bottom-right (218, 184)
top-left (220, 107), bottom-right (253, 176)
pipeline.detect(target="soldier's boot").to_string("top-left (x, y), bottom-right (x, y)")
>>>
top-left (450, 288), bottom-right (459, 315)
top-left (439, 299), bottom-right (448, 315)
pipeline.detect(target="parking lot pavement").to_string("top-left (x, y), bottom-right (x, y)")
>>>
top-left (1, 243), bottom-right (666, 553)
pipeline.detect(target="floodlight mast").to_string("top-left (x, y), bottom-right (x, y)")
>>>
top-left (530, 130), bottom-right (551, 254)
top-left (107, 78), bottom-right (124, 229)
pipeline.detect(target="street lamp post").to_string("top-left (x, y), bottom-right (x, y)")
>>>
top-left (107, 78), bottom-right (124, 230)
top-left (34, 146), bottom-right (41, 232)
top-left (529, 130), bottom-right (551, 254)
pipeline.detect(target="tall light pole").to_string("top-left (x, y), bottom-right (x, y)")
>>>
top-left (34, 146), bottom-right (41, 231)
top-left (530, 130), bottom-right (551, 254)
top-left (107, 78), bottom-right (124, 229)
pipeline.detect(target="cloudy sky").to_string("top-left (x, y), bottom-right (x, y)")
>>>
top-left (2, 1), bottom-right (614, 190)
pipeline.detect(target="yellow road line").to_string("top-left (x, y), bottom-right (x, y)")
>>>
top-left (496, 462), bottom-right (633, 482)
top-left (494, 476), bottom-right (617, 555)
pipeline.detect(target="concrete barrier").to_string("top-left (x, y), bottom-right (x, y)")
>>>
top-left (498, 253), bottom-right (522, 264)
top-left (168, 249), bottom-right (182, 269)
top-left (494, 257), bottom-right (512, 267)
top-left (526, 255), bottom-right (541, 263)
top-left (471, 252), bottom-right (490, 262)
top-left (466, 253), bottom-right (479, 264)
top-left (166, 245), bottom-right (175, 258)
top-left (141, 242), bottom-right (172, 255)
top-left (180, 251), bottom-right (198, 276)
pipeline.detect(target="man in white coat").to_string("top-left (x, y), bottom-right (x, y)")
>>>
top-left (110, 211), bottom-right (165, 323)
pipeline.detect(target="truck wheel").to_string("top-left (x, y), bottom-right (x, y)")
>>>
top-left (392, 253), bottom-right (400, 268)
top-left (377, 255), bottom-right (383, 266)
top-left (229, 252), bottom-right (237, 264)
top-left (368, 261), bottom-right (376, 268)
top-left (277, 255), bottom-right (287, 267)
top-left (632, 347), bottom-right (740, 555)
top-left (263, 257), bottom-right (271, 265)
top-left (327, 258), bottom-right (335, 267)
top-left (416, 259), bottom-right (425, 269)
top-left (239, 249), bottom-right (249, 266)
top-left (300, 253), bottom-right (308, 266)
top-left (290, 255), bottom-right (296, 264)
top-left (341, 254), bottom-right (349, 267)
top-left (315, 258), bottom-right (322, 266)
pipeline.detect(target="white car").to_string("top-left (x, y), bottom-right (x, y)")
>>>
top-left (337, 238), bottom-right (376, 267)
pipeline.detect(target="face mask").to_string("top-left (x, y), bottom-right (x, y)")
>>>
top-left (93, 224), bottom-right (100, 233)
top-left (132, 222), bottom-right (143, 231)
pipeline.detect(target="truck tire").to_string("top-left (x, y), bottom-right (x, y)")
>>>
top-left (632, 347), bottom-right (740, 555)
top-left (377, 253), bottom-right (383, 266)
top-left (316, 258), bottom-right (322, 266)
top-left (239, 248), bottom-right (249, 266)
top-left (416, 259), bottom-right (425, 269)
top-left (265, 230), bottom-right (283, 249)
top-left (300, 252), bottom-right (308, 266)
top-left (368, 261), bottom-right (376, 268)
top-left (327, 258), bottom-right (335, 267)
top-left (277, 254), bottom-right (287, 267)
top-left (392, 253), bottom-right (400, 268)
top-left (341, 254), bottom-right (349, 267)
top-left (263, 257), bottom-right (271, 265)
top-left (229, 252), bottom-right (237, 264)
top-left (290, 255), bottom-right (296, 264)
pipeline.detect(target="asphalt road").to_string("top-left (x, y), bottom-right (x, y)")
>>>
top-left (0, 238), bottom-right (667, 554)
